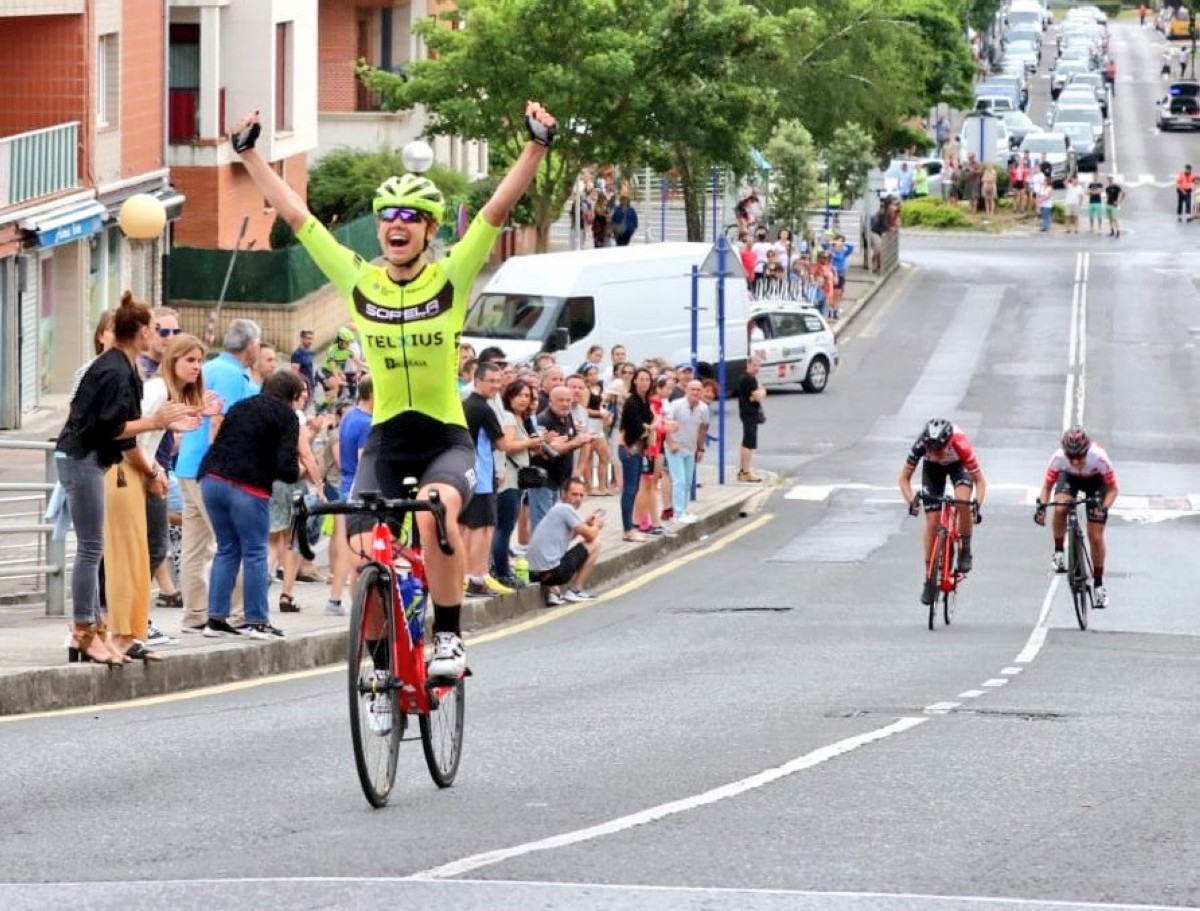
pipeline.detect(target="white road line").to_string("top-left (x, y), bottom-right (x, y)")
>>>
top-left (7, 878), bottom-right (1199, 909)
top-left (1015, 575), bottom-right (1061, 664)
top-left (982, 678), bottom-right (1009, 688)
top-left (924, 701), bottom-right (961, 714)
top-left (958, 690), bottom-right (986, 698)
top-left (1001, 666), bottom-right (1024, 675)
top-left (408, 716), bottom-right (929, 881)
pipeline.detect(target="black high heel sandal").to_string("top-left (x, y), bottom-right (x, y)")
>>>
top-left (125, 641), bottom-right (163, 663)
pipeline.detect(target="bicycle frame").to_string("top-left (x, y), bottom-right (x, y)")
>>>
top-left (921, 493), bottom-right (977, 595)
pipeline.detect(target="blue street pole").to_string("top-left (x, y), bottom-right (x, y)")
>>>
top-left (690, 264), bottom-right (700, 503)
top-left (716, 235), bottom-right (728, 486)
top-left (661, 175), bottom-right (667, 242)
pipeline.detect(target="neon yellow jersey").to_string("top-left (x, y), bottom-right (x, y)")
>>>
top-left (296, 215), bottom-right (500, 431)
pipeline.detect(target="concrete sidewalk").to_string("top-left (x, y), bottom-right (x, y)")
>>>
top-left (0, 463), bottom-right (771, 716)
top-left (0, 259), bottom-right (897, 717)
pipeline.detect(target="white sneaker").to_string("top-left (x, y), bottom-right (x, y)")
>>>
top-left (1051, 552), bottom-right (1067, 573)
top-left (678, 513), bottom-right (700, 524)
top-left (564, 588), bottom-right (595, 603)
top-left (1094, 585), bottom-right (1108, 609)
top-left (361, 669), bottom-right (393, 736)
top-left (427, 631), bottom-right (466, 679)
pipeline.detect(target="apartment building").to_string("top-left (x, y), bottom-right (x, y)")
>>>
top-left (314, 0), bottom-right (487, 179)
top-left (166, 0), bottom-right (319, 252)
top-left (0, 0), bottom-right (181, 428)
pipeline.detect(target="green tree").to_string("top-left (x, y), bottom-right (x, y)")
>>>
top-left (764, 120), bottom-right (821, 243)
top-left (825, 122), bottom-right (876, 205)
top-left (357, 0), bottom-right (661, 251)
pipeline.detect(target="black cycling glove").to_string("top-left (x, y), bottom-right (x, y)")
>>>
top-left (525, 113), bottom-right (556, 148)
top-left (231, 121), bottom-right (261, 153)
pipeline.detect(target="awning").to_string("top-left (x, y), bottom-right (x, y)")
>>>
top-left (19, 200), bottom-right (106, 249)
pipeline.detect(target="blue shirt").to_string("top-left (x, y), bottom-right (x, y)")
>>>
top-left (291, 345), bottom-right (315, 392)
top-left (338, 407), bottom-right (372, 498)
top-left (175, 352), bottom-right (255, 480)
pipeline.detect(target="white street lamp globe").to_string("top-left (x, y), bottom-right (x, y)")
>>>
top-left (118, 193), bottom-right (167, 239)
top-left (402, 140), bottom-right (435, 175)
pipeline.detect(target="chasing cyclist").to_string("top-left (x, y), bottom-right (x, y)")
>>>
top-left (1034, 426), bottom-right (1118, 608)
top-left (230, 101), bottom-right (558, 678)
top-left (898, 418), bottom-right (987, 605)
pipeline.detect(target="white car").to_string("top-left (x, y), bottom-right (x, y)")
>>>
top-left (747, 305), bottom-right (839, 394)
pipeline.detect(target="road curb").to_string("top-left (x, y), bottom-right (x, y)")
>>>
top-left (833, 263), bottom-right (900, 341)
top-left (0, 488), bottom-right (766, 717)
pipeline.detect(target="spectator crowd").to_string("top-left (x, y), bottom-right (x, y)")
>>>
top-left (53, 301), bottom-right (777, 655)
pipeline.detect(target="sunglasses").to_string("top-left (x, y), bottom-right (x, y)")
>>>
top-left (157, 327), bottom-right (183, 338)
top-left (377, 207), bottom-right (425, 224)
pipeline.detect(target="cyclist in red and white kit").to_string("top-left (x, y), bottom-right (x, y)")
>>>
top-left (898, 418), bottom-right (987, 604)
top-left (1034, 426), bottom-right (1118, 608)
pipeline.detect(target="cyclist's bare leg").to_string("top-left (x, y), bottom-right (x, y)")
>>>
top-left (416, 482), bottom-right (466, 632)
top-left (922, 509), bottom-right (939, 564)
top-left (954, 483), bottom-right (974, 538)
top-left (1087, 521), bottom-right (1106, 579)
top-left (1051, 491), bottom-right (1071, 543)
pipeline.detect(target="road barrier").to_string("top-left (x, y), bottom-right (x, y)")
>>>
top-left (0, 440), bottom-right (64, 617)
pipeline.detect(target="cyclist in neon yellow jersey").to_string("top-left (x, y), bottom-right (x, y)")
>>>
top-left (230, 101), bottom-right (558, 678)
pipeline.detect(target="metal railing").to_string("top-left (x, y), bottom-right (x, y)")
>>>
top-left (0, 441), bottom-right (64, 616)
top-left (0, 121), bottom-right (81, 208)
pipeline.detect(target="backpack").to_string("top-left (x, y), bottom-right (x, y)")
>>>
top-left (593, 194), bottom-right (609, 219)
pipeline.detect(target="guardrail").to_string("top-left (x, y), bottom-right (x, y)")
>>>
top-left (0, 441), bottom-right (64, 616)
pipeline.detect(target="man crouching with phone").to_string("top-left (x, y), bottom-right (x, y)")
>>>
top-left (526, 476), bottom-right (605, 607)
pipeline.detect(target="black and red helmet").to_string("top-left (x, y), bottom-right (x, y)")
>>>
top-left (1061, 426), bottom-right (1091, 457)
top-left (921, 418), bottom-right (953, 449)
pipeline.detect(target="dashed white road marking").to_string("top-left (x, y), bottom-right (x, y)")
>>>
top-left (924, 701), bottom-right (961, 714)
top-left (1001, 666), bottom-right (1024, 676)
top-left (982, 678), bottom-right (1010, 688)
top-left (408, 716), bottom-right (929, 880)
top-left (958, 690), bottom-right (986, 699)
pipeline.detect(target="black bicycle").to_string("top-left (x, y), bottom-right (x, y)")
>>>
top-left (1038, 496), bottom-right (1095, 631)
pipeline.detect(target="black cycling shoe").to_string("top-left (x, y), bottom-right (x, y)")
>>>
top-left (957, 550), bottom-right (973, 574)
top-left (920, 579), bottom-right (936, 606)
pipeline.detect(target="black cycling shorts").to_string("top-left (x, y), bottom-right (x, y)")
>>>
top-left (921, 461), bottom-right (973, 512)
top-left (347, 418), bottom-right (476, 537)
top-left (1053, 474), bottom-right (1109, 524)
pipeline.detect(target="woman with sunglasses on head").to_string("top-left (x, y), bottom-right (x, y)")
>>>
top-left (230, 100), bottom-right (557, 679)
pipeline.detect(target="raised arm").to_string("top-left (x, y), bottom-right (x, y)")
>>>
top-left (229, 110), bottom-right (313, 232)
top-left (479, 101), bottom-right (556, 228)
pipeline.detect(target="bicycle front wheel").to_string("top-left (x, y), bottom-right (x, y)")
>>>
top-left (348, 564), bottom-right (402, 808)
top-left (1069, 528), bottom-right (1090, 632)
top-left (926, 533), bottom-right (946, 630)
top-left (420, 676), bottom-right (466, 788)
top-left (942, 586), bottom-right (956, 626)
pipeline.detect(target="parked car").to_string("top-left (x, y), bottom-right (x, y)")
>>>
top-left (1001, 110), bottom-right (1039, 148)
top-left (1051, 60), bottom-right (1092, 98)
top-left (979, 76), bottom-right (1027, 111)
top-left (975, 94), bottom-right (1016, 114)
top-left (747, 304), bottom-right (839, 394)
top-left (1056, 122), bottom-right (1103, 171)
top-left (1019, 132), bottom-right (1077, 187)
top-left (1051, 103), bottom-right (1105, 143)
top-left (1156, 82), bottom-right (1200, 132)
top-left (1067, 72), bottom-right (1109, 116)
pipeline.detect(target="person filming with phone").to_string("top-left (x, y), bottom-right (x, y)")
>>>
top-left (526, 476), bottom-right (605, 607)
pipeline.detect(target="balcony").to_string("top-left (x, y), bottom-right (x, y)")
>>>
top-left (0, 123), bottom-right (80, 210)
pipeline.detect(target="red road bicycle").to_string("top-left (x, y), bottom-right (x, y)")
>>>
top-left (914, 492), bottom-right (980, 630)
top-left (293, 486), bottom-right (466, 808)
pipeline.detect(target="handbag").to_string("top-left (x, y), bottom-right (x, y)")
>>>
top-left (517, 465), bottom-right (548, 490)
top-left (754, 406), bottom-right (767, 425)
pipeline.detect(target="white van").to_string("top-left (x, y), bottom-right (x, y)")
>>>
top-left (461, 243), bottom-right (837, 392)
top-left (462, 243), bottom-right (747, 376)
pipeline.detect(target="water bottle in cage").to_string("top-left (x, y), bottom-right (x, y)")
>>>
top-left (398, 573), bottom-right (427, 644)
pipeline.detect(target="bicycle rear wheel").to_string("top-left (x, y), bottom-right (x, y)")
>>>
top-left (926, 533), bottom-right (946, 630)
top-left (420, 676), bottom-right (466, 788)
top-left (942, 586), bottom-right (956, 626)
top-left (348, 564), bottom-right (403, 808)
top-left (1069, 526), bottom-right (1091, 631)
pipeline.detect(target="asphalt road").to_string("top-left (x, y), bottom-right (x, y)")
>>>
top-left (3, 18), bottom-right (1200, 911)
